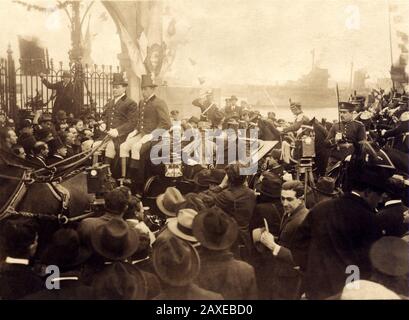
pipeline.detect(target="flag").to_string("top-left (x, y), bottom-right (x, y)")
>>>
top-left (116, 19), bottom-right (146, 79)
top-left (389, 4), bottom-right (398, 12)
top-left (189, 58), bottom-right (196, 66)
top-left (81, 16), bottom-right (94, 67)
top-left (18, 35), bottom-right (47, 75)
top-left (397, 31), bottom-right (409, 43)
top-left (393, 15), bottom-right (404, 24)
top-left (167, 19), bottom-right (176, 37)
top-left (198, 77), bottom-right (205, 85)
top-left (399, 44), bottom-right (408, 53)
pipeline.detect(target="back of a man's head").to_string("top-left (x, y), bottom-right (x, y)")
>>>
top-left (104, 189), bottom-right (129, 214)
top-left (1, 218), bottom-right (38, 258)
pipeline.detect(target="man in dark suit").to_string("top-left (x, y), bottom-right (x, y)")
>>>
top-left (291, 173), bottom-right (384, 299)
top-left (100, 73), bottom-right (138, 176)
top-left (0, 218), bottom-right (43, 300)
top-left (47, 137), bottom-right (67, 165)
top-left (224, 95), bottom-right (243, 118)
top-left (199, 163), bottom-right (257, 261)
top-left (257, 180), bottom-right (309, 299)
top-left (77, 189), bottom-right (128, 247)
top-left (40, 71), bottom-right (77, 117)
top-left (31, 141), bottom-right (49, 167)
top-left (120, 74), bottom-right (171, 194)
top-left (381, 111), bottom-right (409, 154)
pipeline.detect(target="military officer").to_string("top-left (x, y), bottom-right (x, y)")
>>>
top-left (325, 102), bottom-right (367, 165)
top-left (119, 74), bottom-right (171, 194)
top-left (281, 102), bottom-right (310, 134)
top-left (100, 73), bottom-right (137, 175)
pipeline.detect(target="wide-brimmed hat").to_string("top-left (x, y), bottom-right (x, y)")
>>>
top-left (36, 127), bottom-right (52, 141)
top-left (313, 176), bottom-right (338, 196)
top-left (91, 218), bottom-right (140, 261)
top-left (20, 119), bottom-right (33, 129)
top-left (340, 280), bottom-right (400, 300)
top-left (193, 168), bottom-right (225, 187)
top-left (140, 74), bottom-right (158, 89)
top-left (92, 261), bottom-right (148, 300)
top-left (192, 207), bottom-right (238, 250)
top-left (167, 208), bottom-right (198, 243)
top-left (256, 172), bottom-right (282, 199)
top-left (156, 187), bottom-right (186, 217)
top-left (111, 73), bottom-right (128, 86)
top-left (41, 228), bottom-right (91, 270)
top-left (152, 236), bottom-right (200, 286)
top-left (370, 236), bottom-right (409, 277)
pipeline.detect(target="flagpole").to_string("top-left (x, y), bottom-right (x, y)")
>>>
top-left (387, 0), bottom-right (395, 90)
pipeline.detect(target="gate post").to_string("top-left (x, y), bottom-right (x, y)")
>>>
top-left (7, 45), bottom-right (17, 120)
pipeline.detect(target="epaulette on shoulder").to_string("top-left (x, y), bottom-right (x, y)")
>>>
top-left (353, 119), bottom-right (364, 125)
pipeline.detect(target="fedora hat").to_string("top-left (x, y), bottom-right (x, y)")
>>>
top-left (156, 187), bottom-right (186, 217)
top-left (91, 218), bottom-right (140, 261)
top-left (111, 73), bottom-right (128, 86)
top-left (370, 236), bottom-right (409, 277)
top-left (167, 208), bottom-right (198, 243)
top-left (230, 95), bottom-right (238, 101)
top-left (192, 207), bottom-right (238, 250)
top-left (41, 228), bottom-right (91, 270)
top-left (140, 74), bottom-right (158, 89)
top-left (313, 176), bottom-right (338, 196)
top-left (193, 168), bottom-right (225, 188)
top-left (256, 172), bottom-right (282, 199)
top-left (152, 236), bottom-right (200, 286)
top-left (92, 261), bottom-right (148, 300)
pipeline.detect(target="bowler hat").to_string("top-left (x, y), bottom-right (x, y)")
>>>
top-left (140, 74), bottom-right (158, 89)
top-left (167, 208), bottom-right (198, 243)
top-left (56, 110), bottom-right (67, 121)
top-left (91, 218), bottom-right (140, 261)
top-left (193, 168), bottom-right (225, 187)
top-left (152, 237), bottom-right (200, 286)
top-left (36, 127), bottom-right (52, 141)
top-left (48, 137), bottom-right (65, 151)
top-left (256, 172), bottom-right (282, 199)
top-left (230, 95), bottom-right (238, 101)
top-left (339, 102), bottom-right (355, 112)
top-left (156, 187), bottom-right (186, 217)
top-left (39, 113), bottom-right (53, 123)
top-left (192, 207), bottom-right (238, 250)
top-left (290, 102), bottom-right (302, 109)
top-left (61, 70), bottom-right (72, 79)
top-left (41, 228), bottom-right (91, 270)
top-left (370, 236), bottom-right (409, 277)
top-left (313, 176), bottom-right (338, 196)
top-left (92, 262), bottom-right (148, 300)
top-left (111, 73), bottom-right (128, 86)
top-left (21, 119), bottom-right (33, 129)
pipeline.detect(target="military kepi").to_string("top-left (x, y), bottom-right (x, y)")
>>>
top-left (339, 102), bottom-right (355, 112)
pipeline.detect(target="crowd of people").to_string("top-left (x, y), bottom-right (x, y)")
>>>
top-left (0, 72), bottom-right (408, 300)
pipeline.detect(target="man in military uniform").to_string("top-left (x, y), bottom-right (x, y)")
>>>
top-left (101, 73), bottom-right (137, 175)
top-left (325, 102), bottom-right (366, 166)
top-left (281, 102), bottom-right (310, 134)
top-left (192, 90), bottom-right (217, 122)
top-left (119, 74), bottom-right (171, 194)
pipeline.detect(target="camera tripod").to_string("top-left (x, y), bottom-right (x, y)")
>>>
top-left (295, 157), bottom-right (315, 204)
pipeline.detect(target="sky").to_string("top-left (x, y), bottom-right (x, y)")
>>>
top-left (0, 0), bottom-right (408, 87)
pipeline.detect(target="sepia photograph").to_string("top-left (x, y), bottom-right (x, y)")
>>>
top-left (0, 0), bottom-right (408, 304)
